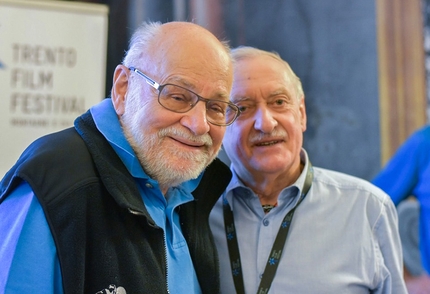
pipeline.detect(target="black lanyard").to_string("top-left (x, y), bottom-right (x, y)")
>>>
top-left (223, 162), bottom-right (313, 294)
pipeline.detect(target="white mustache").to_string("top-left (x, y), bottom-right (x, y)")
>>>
top-left (249, 129), bottom-right (287, 144)
top-left (158, 127), bottom-right (213, 146)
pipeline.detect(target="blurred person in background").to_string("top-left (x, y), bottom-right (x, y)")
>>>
top-left (373, 125), bottom-right (430, 294)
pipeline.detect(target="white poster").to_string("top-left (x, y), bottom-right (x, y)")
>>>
top-left (0, 0), bottom-right (108, 176)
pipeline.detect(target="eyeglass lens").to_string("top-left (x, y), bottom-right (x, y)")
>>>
top-left (159, 84), bottom-right (237, 125)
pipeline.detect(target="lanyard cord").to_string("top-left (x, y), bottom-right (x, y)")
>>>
top-left (223, 162), bottom-right (314, 294)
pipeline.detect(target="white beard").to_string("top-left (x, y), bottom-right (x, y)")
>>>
top-left (120, 84), bottom-right (220, 189)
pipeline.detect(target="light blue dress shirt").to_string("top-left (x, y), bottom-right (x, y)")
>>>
top-left (210, 150), bottom-right (407, 294)
top-left (0, 98), bottom-right (202, 293)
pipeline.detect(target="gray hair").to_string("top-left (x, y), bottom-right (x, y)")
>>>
top-left (231, 46), bottom-right (304, 100)
top-left (122, 21), bottom-right (163, 68)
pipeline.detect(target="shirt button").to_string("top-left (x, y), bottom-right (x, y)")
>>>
top-left (145, 183), bottom-right (153, 188)
top-left (263, 219), bottom-right (270, 226)
top-left (259, 274), bottom-right (263, 279)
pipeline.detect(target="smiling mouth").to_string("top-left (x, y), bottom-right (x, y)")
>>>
top-left (170, 137), bottom-right (206, 147)
top-left (255, 140), bottom-right (282, 147)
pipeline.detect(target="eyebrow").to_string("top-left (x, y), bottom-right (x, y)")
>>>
top-left (231, 89), bottom-right (293, 104)
top-left (166, 77), bottom-right (193, 88)
top-left (167, 77), bottom-right (230, 101)
top-left (264, 88), bottom-right (295, 102)
top-left (230, 96), bottom-right (255, 105)
top-left (269, 87), bottom-right (291, 97)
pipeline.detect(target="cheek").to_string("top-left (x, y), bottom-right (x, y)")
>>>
top-left (210, 127), bottom-right (225, 150)
top-left (137, 102), bottom-right (176, 129)
top-left (283, 112), bottom-right (303, 133)
top-left (222, 130), bottom-right (234, 153)
top-left (223, 126), bottom-right (247, 156)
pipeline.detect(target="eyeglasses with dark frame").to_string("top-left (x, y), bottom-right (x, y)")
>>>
top-left (128, 67), bottom-right (240, 126)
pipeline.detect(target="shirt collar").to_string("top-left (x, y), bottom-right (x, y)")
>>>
top-left (224, 149), bottom-right (310, 209)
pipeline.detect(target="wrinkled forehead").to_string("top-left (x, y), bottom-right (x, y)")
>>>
top-left (149, 24), bottom-right (231, 69)
top-left (233, 55), bottom-right (292, 82)
top-left (231, 57), bottom-right (295, 100)
top-left (145, 29), bottom-right (232, 87)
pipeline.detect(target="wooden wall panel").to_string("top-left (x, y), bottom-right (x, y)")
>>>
top-left (376, 0), bottom-right (427, 164)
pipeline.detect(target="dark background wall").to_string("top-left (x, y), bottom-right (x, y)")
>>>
top-left (80, 0), bottom-right (426, 181)
top-left (219, 0), bottom-right (380, 180)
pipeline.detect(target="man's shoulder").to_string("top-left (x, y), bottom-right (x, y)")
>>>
top-left (312, 166), bottom-right (389, 202)
top-left (1, 127), bottom-right (97, 201)
top-left (15, 128), bottom-right (90, 172)
top-left (27, 127), bottom-right (83, 156)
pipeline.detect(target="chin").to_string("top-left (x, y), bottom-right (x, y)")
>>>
top-left (147, 150), bottom-right (215, 187)
top-left (252, 160), bottom-right (291, 173)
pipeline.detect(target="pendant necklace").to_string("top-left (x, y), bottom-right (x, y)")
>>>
top-left (262, 203), bottom-right (277, 214)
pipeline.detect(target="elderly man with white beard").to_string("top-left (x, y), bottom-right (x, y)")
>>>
top-left (0, 21), bottom-right (240, 294)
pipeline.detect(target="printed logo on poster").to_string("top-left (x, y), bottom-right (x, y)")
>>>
top-left (0, 0), bottom-right (108, 176)
top-left (8, 44), bottom-right (86, 128)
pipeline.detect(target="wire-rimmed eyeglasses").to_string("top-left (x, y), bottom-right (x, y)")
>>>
top-left (128, 67), bottom-right (240, 126)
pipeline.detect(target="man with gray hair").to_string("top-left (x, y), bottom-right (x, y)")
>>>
top-left (210, 46), bottom-right (407, 293)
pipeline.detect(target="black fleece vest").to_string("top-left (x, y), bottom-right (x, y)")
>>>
top-left (0, 110), bottom-right (231, 294)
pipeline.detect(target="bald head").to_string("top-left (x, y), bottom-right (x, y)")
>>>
top-left (110, 21), bottom-right (234, 190)
top-left (122, 21), bottom-right (231, 75)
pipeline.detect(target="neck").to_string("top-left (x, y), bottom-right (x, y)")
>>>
top-left (256, 191), bottom-right (281, 206)
top-left (239, 162), bottom-right (305, 206)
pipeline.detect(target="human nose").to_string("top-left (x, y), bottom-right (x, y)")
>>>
top-left (253, 106), bottom-right (277, 133)
top-left (180, 101), bottom-right (211, 135)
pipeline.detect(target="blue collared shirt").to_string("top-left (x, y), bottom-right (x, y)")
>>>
top-left (210, 150), bottom-right (407, 294)
top-left (0, 98), bottom-right (202, 293)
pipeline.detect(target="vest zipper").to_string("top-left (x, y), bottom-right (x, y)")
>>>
top-left (128, 208), bottom-right (169, 293)
top-left (164, 234), bottom-right (169, 293)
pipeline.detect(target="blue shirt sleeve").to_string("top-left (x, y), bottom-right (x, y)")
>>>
top-left (372, 126), bottom-right (430, 205)
top-left (0, 181), bottom-right (63, 293)
top-left (372, 126), bottom-right (430, 274)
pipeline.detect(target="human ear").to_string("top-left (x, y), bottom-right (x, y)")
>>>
top-left (111, 65), bottom-right (130, 116)
top-left (299, 96), bottom-right (307, 132)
